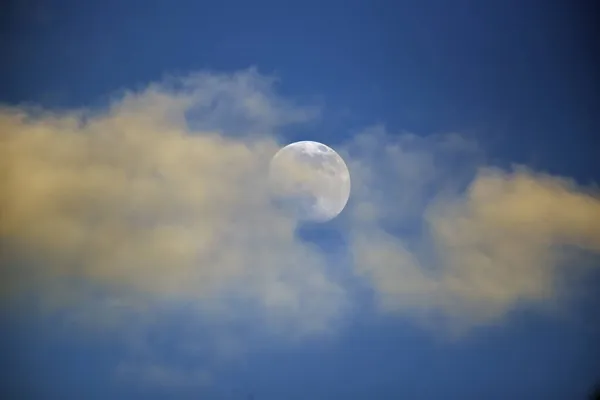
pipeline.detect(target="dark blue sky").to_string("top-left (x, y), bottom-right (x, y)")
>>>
top-left (1, 1), bottom-right (599, 399)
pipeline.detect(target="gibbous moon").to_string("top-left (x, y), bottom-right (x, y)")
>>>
top-left (268, 141), bottom-right (351, 222)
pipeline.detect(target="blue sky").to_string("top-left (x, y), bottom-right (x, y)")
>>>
top-left (1, 1), bottom-right (599, 399)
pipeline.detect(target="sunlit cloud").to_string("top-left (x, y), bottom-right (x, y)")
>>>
top-left (1, 68), bottom-right (599, 349)
top-left (346, 128), bottom-right (600, 332)
top-left (0, 69), bottom-right (344, 337)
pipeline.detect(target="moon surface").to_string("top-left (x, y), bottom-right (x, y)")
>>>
top-left (268, 141), bottom-right (351, 222)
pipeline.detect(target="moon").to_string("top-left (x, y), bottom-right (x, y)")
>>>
top-left (268, 141), bottom-right (351, 222)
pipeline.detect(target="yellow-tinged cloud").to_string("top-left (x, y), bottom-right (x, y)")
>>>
top-left (347, 131), bottom-right (600, 331)
top-left (0, 70), bottom-right (344, 335)
top-left (1, 69), bottom-right (599, 338)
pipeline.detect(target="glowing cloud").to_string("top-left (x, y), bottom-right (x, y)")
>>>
top-left (1, 69), bottom-right (599, 342)
top-left (346, 129), bottom-right (600, 331)
top-left (0, 70), bottom-right (344, 336)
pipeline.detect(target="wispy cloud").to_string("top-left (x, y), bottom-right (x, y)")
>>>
top-left (346, 128), bottom-right (600, 332)
top-left (116, 362), bottom-right (212, 388)
top-left (0, 69), bottom-right (343, 337)
top-left (1, 68), bottom-right (599, 350)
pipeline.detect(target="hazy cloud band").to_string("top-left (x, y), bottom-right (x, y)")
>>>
top-left (1, 69), bottom-right (599, 341)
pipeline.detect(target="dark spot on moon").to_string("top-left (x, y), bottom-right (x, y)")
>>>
top-left (269, 141), bottom-right (350, 222)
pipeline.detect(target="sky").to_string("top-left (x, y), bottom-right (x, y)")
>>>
top-left (1, 1), bottom-right (599, 399)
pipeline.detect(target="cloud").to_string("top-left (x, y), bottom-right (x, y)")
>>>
top-left (0, 69), bottom-right (344, 337)
top-left (161, 67), bottom-right (320, 135)
top-left (1, 68), bottom-right (599, 349)
top-left (346, 129), bottom-right (600, 331)
top-left (116, 362), bottom-right (212, 388)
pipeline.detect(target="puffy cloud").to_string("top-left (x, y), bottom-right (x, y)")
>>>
top-left (347, 130), bottom-right (600, 331)
top-left (0, 69), bottom-right (344, 336)
top-left (1, 68), bottom-right (599, 344)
